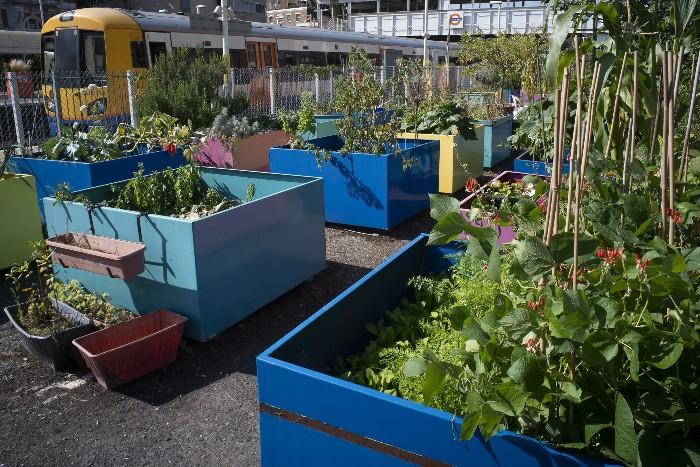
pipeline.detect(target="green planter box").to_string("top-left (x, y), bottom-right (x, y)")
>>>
top-left (0, 174), bottom-right (43, 270)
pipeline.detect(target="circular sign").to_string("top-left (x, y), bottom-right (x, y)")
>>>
top-left (449, 13), bottom-right (463, 26)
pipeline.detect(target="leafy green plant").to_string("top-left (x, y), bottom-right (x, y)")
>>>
top-left (7, 242), bottom-right (131, 335)
top-left (330, 48), bottom-right (399, 156)
top-left (279, 92), bottom-right (317, 149)
top-left (114, 112), bottom-right (201, 160)
top-left (109, 163), bottom-right (254, 219)
top-left (207, 110), bottom-right (261, 152)
top-left (40, 124), bottom-right (122, 162)
top-left (400, 99), bottom-right (476, 140)
top-left (136, 47), bottom-right (228, 130)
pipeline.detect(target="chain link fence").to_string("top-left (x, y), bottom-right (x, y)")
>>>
top-left (2, 65), bottom-right (472, 152)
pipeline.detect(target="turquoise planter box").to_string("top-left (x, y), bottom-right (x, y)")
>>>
top-left (9, 149), bottom-right (187, 217)
top-left (257, 234), bottom-right (619, 466)
top-left (478, 115), bottom-right (513, 168)
top-left (43, 168), bottom-right (326, 342)
top-left (513, 150), bottom-right (572, 176)
top-left (269, 135), bottom-right (439, 230)
top-left (303, 109), bottom-right (394, 141)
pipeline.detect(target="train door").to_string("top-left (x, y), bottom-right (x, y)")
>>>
top-left (245, 42), bottom-right (277, 68)
top-left (144, 31), bottom-right (172, 66)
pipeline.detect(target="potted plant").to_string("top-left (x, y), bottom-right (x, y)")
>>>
top-left (398, 93), bottom-right (483, 194)
top-left (8, 112), bottom-right (191, 216)
top-left (269, 49), bottom-right (440, 230)
top-left (197, 109), bottom-right (288, 171)
top-left (511, 98), bottom-right (573, 176)
top-left (4, 243), bottom-right (132, 372)
top-left (0, 153), bottom-right (43, 270)
top-left (4, 59), bottom-right (33, 98)
top-left (43, 163), bottom-right (326, 342)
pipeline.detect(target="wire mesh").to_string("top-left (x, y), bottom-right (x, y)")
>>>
top-left (1, 65), bottom-right (472, 151)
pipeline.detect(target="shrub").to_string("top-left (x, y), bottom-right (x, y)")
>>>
top-left (136, 47), bottom-right (228, 130)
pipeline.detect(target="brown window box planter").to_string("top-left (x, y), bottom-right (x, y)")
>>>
top-left (46, 233), bottom-right (146, 280)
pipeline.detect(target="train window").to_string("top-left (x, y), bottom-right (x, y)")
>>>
top-left (262, 44), bottom-right (274, 67)
top-left (130, 41), bottom-right (148, 68)
top-left (41, 34), bottom-right (55, 73)
top-left (55, 28), bottom-right (80, 72)
top-left (81, 32), bottom-right (106, 74)
top-left (229, 49), bottom-right (247, 68)
top-left (247, 44), bottom-right (258, 67)
top-left (149, 42), bottom-right (167, 64)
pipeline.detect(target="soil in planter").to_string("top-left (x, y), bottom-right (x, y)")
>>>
top-left (9, 299), bottom-right (78, 337)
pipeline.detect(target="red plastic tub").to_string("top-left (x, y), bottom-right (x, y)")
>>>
top-left (72, 310), bottom-right (186, 389)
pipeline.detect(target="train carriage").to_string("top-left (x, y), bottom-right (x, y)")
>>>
top-left (40, 7), bottom-right (451, 128)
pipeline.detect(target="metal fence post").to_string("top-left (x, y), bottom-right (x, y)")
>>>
top-left (314, 72), bottom-right (320, 103)
top-left (51, 71), bottom-right (62, 138)
top-left (230, 68), bottom-right (236, 96)
top-left (7, 72), bottom-right (26, 149)
top-left (126, 70), bottom-right (139, 127)
top-left (329, 70), bottom-right (334, 101)
top-left (269, 67), bottom-right (276, 115)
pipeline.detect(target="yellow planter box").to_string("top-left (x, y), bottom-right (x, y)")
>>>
top-left (0, 174), bottom-right (43, 269)
top-left (397, 130), bottom-right (484, 193)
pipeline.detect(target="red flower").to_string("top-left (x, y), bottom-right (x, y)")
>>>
top-left (669, 208), bottom-right (684, 224)
top-left (465, 178), bottom-right (480, 192)
top-left (635, 254), bottom-right (649, 272)
top-left (596, 247), bottom-right (623, 264)
top-left (526, 338), bottom-right (538, 353)
top-left (536, 195), bottom-right (548, 213)
top-left (527, 297), bottom-right (545, 316)
top-left (165, 142), bottom-right (177, 155)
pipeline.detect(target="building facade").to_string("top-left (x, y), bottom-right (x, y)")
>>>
top-left (0, 0), bottom-right (76, 30)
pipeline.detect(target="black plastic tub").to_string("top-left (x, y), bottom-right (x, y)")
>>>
top-left (4, 299), bottom-right (94, 372)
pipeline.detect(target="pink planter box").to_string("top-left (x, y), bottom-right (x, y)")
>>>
top-left (196, 131), bottom-right (289, 171)
top-left (459, 171), bottom-right (547, 244)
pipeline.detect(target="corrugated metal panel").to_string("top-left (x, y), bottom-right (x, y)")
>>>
top-left (0, 30), bottom-right (40, 55)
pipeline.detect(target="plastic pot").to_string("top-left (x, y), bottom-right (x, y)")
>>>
top-left (72, 309), bottom-right (186, 389)
top-left (4, 299), bottom-right (94, 372)
top-left (46, 232), bottom-right (146, 280)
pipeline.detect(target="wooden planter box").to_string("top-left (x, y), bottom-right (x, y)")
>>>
top-left (397, 132), bottom-right (483, 193)
top-left (0, 174), bottom-right (43, 270)
top-left (196, 131), bottom-right (289, 171)
top-left (269, 135), bottom-right (439, 230)
top-left (257, 235), bottom-right (617, 466)
top-left (477, 115), bottom-right (513, 168)
top-left (43, 168), bottom-right (326, 342)
top-left (9, 149), bottom-right (187, 216)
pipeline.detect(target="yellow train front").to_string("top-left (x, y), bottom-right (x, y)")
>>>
top-left (40, 9), bottom-right (147, 133)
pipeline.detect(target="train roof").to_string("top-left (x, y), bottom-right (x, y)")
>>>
top-left (43, 8), bottom-right (446, 51)
top-left (249, 22), bottom-right (446, 50)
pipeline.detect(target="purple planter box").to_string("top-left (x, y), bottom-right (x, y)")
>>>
top-left (459, 171), bottom-right (547, 244)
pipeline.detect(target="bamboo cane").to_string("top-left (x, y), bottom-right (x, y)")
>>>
top-left (604, 52), bottom-right (629, 159)
top-left (544, 86), bottom-right (561, 245)
top-left (681, 52), bottom-right (700, 185)
top-left (660, 50), bottom-right (669, 240)
top-left (668, 51), bottom-right (677, 245)
top-left (573, 62), bottom-right (602, 290)
top-left (552, 69), bottom-right (571, 237)
top-left (622, 51), bottom-right (638, 193)
top-left (566, 44), bottom-right (585, 232)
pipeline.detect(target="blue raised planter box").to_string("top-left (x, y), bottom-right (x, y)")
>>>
top-left (513, 151), bottom-right (572, 176)
top-left (43, 168), bottom-right (326, 342)
top-left (9, 149), bottom-right (187, 216)
top-left (257, 234), bottom-right (619, 467)
top-left (479, 115), bottom-right (513, 168)
top-left (269, 135), bottom-right (439, 230)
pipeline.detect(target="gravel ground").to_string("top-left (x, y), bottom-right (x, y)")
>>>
top-left (0, 213), bottom-right (436, 467)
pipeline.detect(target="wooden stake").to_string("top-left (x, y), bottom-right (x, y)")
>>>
top-left (604, 52), bottom-right (629, 159)
top-left (660, 50), bottom-right (669, 240)
top-left (622, 51), bottom-right (638, 193)
top-left (668, 51), bottom-right (677, 245)
top-left (682, 52), bottom-right (700, 184)
top-left (566, 42), bottom-right (585, 233)
top-left (573, 62), bottom-right (601, 290)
